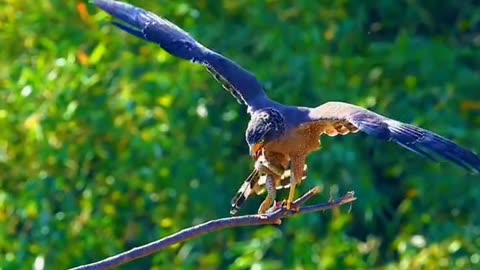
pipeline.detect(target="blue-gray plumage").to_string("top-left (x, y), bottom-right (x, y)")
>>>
top-left (94, 0), bottom-right (269, 110)
top-left (246, 108), bottom-right (286, 156)
top-left (94, 0), bottom-right (480, 213)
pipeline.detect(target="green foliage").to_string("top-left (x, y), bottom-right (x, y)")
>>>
top-left (1, 0), bottom-right (480, 269)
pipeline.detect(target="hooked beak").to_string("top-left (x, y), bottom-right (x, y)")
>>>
top-left (250, 143), bottom-right (264, 160)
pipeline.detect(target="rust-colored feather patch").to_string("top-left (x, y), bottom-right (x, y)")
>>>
top-left (321, 121), bottom-right (359, 137)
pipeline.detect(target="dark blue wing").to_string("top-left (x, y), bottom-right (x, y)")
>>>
top-left (94, 0), bottom-right (268, 109)
top-left (305, 101), bottom-right (480, 173)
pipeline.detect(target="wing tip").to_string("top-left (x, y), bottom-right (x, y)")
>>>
top-left (419, 132), bottom-right (480, 174)
top-left (95, 0), bottom-right (161, 33)
top-left (387, 122), bottom-right (480, 174)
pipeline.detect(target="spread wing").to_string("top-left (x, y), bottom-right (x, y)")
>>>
top-left (302, 101), bottom-right (480, 173)
top-left (94, 0), bottom-right (268, 109)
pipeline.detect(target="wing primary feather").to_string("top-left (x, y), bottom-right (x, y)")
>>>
top-left (397, 142), bottom-right (439, 162)
top-left (95, 0), bottom-right (268, 109)
top-left (206, 67), bottom-right (245, 104)
top-left (343, 109), bottom-right (480, 173)
top-left (95, 0), bottom-right (150, 29)
top-left (413, 131), bottom-right (480, 172)
top-left (111, 21), bottom-right (145, 39)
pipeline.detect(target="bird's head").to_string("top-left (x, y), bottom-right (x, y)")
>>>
top-left (245, 108), bottom-right (286, 160)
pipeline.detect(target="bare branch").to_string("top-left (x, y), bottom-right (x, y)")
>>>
top-left (69, 188), bottom-right (356, 270)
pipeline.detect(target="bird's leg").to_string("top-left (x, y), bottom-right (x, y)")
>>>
top-left (286, 157), bottom-right (305, 211)
top-left (257, 174), bottom-right (277, 214)
top-left (286, 162), bottom-right (296, 210)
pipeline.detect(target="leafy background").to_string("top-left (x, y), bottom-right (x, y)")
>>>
top-left (1, 0), bottom-right (480, 269)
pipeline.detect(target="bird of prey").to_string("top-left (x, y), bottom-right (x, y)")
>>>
top-left (94, 0), bottom-right (480, 214)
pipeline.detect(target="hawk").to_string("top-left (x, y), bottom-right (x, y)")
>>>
top-left (95, 0), bottom-right (480, 214)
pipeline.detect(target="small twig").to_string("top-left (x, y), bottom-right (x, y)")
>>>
top-left (286, 191), bottom-right (356, 216)
top-left (69, 188), bottom-right (356, 270)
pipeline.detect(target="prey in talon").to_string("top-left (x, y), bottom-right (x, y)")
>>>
top-left (230, 149), bottom-right (307, 215)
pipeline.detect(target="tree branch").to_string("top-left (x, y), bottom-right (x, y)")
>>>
top-left (69, 188), bottom-right (357, 270)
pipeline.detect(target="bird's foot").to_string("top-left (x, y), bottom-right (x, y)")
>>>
top-left (257, 175), bottom-right (277, 214)
top-left (258, 201), bottom-right (283, 224)
top-left (284, 199), bottom-right (300, 212)
top-left (265, 200), bottom-right (284, 213)
top-left (286, 199), bottom-right (292, 210)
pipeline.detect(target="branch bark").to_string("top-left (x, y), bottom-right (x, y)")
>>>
top-left (69, 188), bottom-right (356, 270)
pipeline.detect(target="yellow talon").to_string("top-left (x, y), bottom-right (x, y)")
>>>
top-left (286, 200), bottom-right (293, 210)
top-left (286, 182), bottom-right (296, 210)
